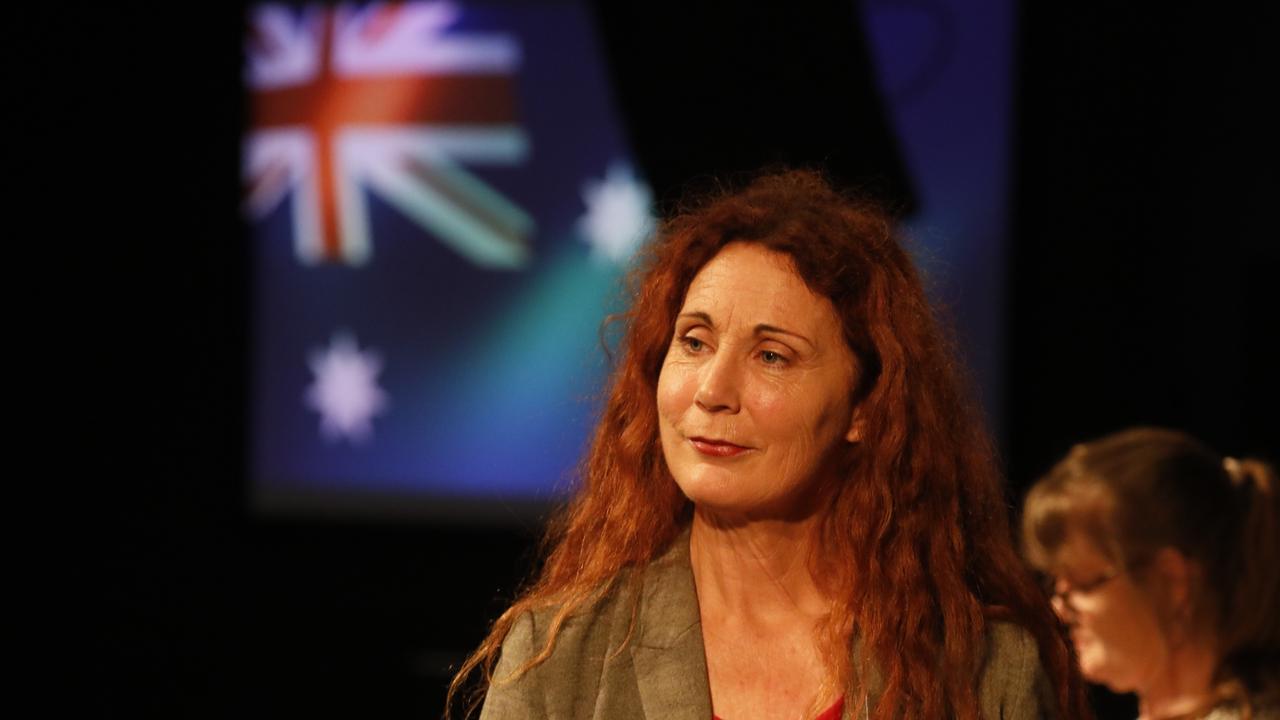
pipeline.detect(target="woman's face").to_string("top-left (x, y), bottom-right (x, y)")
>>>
top-left (656, 242), bottom-right (859, 519)
top-left (1049, 531), bottom-right (1169, 694)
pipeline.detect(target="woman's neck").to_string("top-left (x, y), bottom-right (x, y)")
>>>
top-left (1137, 637), bottom-right (1220, 720)
top-left (688, 506), bottom-right (830, 625)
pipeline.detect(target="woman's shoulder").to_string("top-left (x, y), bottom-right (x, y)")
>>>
top-left (482, 574), bottom-right (642, 720)
top-left (497, 571), bottom-right (642, 672)
top-left (982, 620), bottom-right (1041, 667)
top-left (499, 531), bottom-right (693, 664)
top-left (977, 621), bottom-right (1059, 720)
top-left (482, 535), bottom-right (695, 720)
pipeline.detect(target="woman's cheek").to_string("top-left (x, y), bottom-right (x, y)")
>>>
top-left (656, 361), bottom-right (692, 418)
top-left (747, 380), bottom-right (788, 419)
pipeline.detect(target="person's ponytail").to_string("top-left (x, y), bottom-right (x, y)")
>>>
top-left (1217, 457), bottom-right (1280, 708)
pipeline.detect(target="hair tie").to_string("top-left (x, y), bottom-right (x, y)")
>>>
top-left (1223, 456), bottom-right (1244, 486)
top-left (1223, 456), bottom-right (1272, 494)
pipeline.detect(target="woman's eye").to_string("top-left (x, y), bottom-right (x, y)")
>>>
top-left (760, 350), bottom-right (786, 365)
top-left (680, 336), bottom-right (706, 352)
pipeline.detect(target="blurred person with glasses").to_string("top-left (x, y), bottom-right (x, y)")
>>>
top-left (1022, 427), bottom-right (1279, 720)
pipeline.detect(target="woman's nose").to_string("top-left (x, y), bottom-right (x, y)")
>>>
top-left (1050, 591), bottom-right (1075, 624)
top-left (693, 355), bottom-right (740, 413)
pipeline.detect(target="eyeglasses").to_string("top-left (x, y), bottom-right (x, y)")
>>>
top-left (1042, 569), bottom-right (1123, 613)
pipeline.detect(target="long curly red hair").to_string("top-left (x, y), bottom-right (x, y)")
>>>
top-left (449, 169), bottom-right (1088, 719)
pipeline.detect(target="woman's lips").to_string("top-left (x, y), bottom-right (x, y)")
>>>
top-left (689, 437), bottom-right (751, 457)
top-left (1069, 628), bottom-right (1093, 651)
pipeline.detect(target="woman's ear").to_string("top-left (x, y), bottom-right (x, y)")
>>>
top-left (1150, 546), bottom-right (1198, 630)
top-left (1152, 547), bottom-right (1192, 600)
top-left (845, 409), bottom-right (865, 443)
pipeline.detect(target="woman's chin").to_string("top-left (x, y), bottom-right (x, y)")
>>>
top-left (1079, 658), bottom-right (1136, 694)
top-left (685, 493), bottom-right (756, 518)
top-left (677, 472), bottom-right (818, 521)
top-left (676, 473), bottom-right (749, 509)
top-left (689, 494), bottom-right (816, 524)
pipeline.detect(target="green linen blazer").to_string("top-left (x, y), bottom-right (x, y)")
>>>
top-left (481, 531), bottom-right (1058, 720)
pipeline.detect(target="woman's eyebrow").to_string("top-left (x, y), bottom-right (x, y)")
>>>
top-left (755, 323), bottom-right (814, 348)
top-left (677, 313), bottom-right (815, 349)
top-left (677, 311), bottom-right (714, 327)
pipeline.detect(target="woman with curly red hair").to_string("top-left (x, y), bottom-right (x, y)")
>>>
top-left (448, 169), bottom-right (1087, 719)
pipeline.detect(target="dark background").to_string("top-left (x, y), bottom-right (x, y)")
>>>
top-left (30, 1), bottom-right (1276, 717)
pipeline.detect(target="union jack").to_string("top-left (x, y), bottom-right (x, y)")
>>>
top-left (243, 1), bottom-right (534, 268)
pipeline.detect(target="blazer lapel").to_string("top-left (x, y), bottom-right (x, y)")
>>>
top-left (629, 529), bottom-right (714, 720)
top-left (841, 638), bottom-right (883, 720)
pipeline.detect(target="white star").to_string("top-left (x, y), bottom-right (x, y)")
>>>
top-left (576, 162), bottom-right (655, 263)
top-left (304, 333), bottom-right (389, 444)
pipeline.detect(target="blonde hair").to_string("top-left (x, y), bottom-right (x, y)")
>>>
top-left (1022, 427), bottom-right (1280, 715)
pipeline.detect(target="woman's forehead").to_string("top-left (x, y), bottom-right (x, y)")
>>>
top-left (1050, 528), bottom-right (1117, 575)
top-left (680, 243), bottom-right (839, 332)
